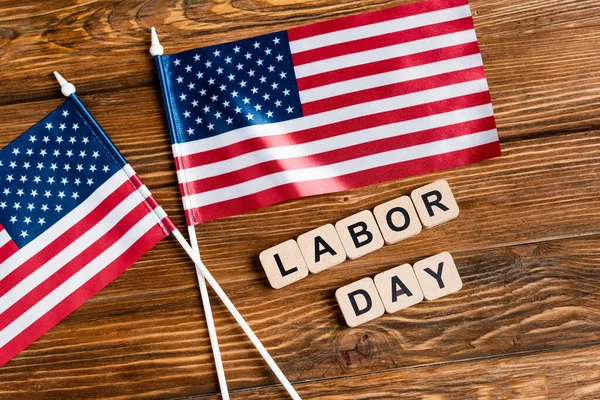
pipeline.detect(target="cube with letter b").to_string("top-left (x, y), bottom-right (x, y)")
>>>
top-left (259, 240), bottom-right (309, 289)
top-left (335, 277), bottom-right (385, 327)
top-left (410, 179), bottom-right (459, 228)
top-left (335, 210), bottom-right (384, 260)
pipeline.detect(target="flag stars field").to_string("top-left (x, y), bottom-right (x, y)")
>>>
top-left (0, 102), bottom-right (120, 248)
top-left (166, 31), bottom-right (303, 139)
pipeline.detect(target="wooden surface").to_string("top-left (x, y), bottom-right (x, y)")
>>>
top-left (1, 0), bottom-right (600, 398)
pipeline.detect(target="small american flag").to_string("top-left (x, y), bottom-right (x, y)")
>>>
top-left (0, 95), bottom-right (175, 367)
top-left (155, 0), bottom-right (500, 225)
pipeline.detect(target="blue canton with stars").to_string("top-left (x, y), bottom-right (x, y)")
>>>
top-left (0, 99), bottom-right (122, 248)
top-left (159, 31), bottom-right (303, 143)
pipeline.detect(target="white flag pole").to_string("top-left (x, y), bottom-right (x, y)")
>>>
top-left (54, 71), bottom-right (231, 399)
top-left (188, 225), bottom-right (230, 399)
top-left (148, 30), bottom-right (230, 399)
top-left (171, 229), bottom-right (302, 400)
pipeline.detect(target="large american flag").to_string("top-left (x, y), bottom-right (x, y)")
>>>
top-left (0, 95), bottom-right (175, 367)
top-left (155, 0), bottom-right (500, 225)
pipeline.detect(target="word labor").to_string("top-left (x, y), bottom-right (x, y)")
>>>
top-left (259, 179), bottom-right (459, 289)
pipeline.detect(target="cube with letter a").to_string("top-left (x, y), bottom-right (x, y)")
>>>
top-left (297, 224), bottom-right (347, 274)
top-left (410, 179), bottom-right (459, 228)
top-left (259, 239), bottom-right (309, 289)
top-left (374, 264), bottom-right (423, 313)
top-left (336, 277), bottom-right (385, 327)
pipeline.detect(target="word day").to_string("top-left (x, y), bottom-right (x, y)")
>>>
top-left (336, 252), bottom-right (463, 327)
top-left (259, 179), bottom-right (460, 289)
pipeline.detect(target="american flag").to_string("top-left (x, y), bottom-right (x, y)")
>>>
top-left (0, 95), bottom-right (175, 367)
top-left (155, 0), bottom-right (500, 225)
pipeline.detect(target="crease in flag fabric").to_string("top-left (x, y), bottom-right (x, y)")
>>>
top-left (0, 94), bottom-right (175, 367)
top-left (155, 0), bottom-right (501, 226)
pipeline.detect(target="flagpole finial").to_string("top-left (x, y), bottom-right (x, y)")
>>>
top-left (53, 71), bottom-right (76, 97)
top-left (149, 27), bottom-right (164, 56)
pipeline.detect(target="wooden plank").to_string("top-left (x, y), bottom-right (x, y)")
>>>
top-left (194, 343), bottom-right (600, 399)
top-left (1, 95), bottom-right (599, 297)
top-left (2, 233), bottom-right (600, 398)
top-left (0, 1), bottom-right (598, 142)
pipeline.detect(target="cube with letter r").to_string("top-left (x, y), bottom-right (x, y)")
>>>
top-left (335, 277), bottom-right (385, 327)
top-left (410, 179), bottom-right (459, 228)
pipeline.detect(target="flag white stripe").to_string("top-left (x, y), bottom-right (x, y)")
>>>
top-left (293, 29), bottom-right (477, 79)
top-left (179, 104), bottom-right (493, 182)
top-left (0, 170), bottom-right (129, 280)
top-left (299, 53), bottom-right (483, 103)
top-left (0, 189), bottom-right (147, 314)
top-left (0, 213), bottom-right (158, 348)
top-left (289, 5), bottom-right (472, 53)
top-left (183, 129), bottom-right (498, 208)
top-left (0, 229), bottom-right (11, 248)
top-left (173, 78), bottom-right (490, 157)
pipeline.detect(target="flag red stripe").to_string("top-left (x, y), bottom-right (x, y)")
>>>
top-left (0, 225), bottom-right (166, 368)
top-left (176, 91), bottom-right (493, 169)
top-left (302, 66), bottom-right (486, 115)
top-left (291, 17), bottom-right (474, 66)
top-left (296, 41), bottom-right (480, 91)
top-left (0, 241), bottom-right (19, 265)
top-left (0, 202), bottom-right (151, 332)
top-left (0, 181), bottom-right (135, 296)
top-left (182, 117), bottom-right (496, 194)
top-left (161, 216), bottom-right (177, 233)
top-left (186, 142), bottom-right (501, 223)
top-left (287, 0), bottom-right (468, 41)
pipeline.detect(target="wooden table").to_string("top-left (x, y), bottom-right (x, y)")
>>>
top-left (1, 0), bottom-right (600, 398)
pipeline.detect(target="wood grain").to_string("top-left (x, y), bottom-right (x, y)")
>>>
top-left (2, 232), bottom-right (600, 398)
top-left (1, 0), bottom-right (600, 398)
top-left (193, 343), bottom-right (600, 399)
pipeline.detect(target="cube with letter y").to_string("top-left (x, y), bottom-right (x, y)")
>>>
top-left (336, 277), bottom-right (385, 327)
top-left (411, 179), bottom-right (459, 228)
top-left (259, 239), bottom-right (309, 289)
top-left (413, 252), bottom-right (463, 301)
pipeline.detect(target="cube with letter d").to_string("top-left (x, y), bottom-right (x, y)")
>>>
top-left (336, 277), bottom-right (385, 327)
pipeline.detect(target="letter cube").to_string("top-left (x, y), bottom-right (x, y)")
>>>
top-left (410, 179), bottom-right (459, 228)
top-left (374, 264), bottom-right (424, 313)
top-left (335, 277), bottom-right (385, 327)
top-left (335, 210), bottom-right (384, 260)
top-left (413, 252), bottom-right (462, 300)
top-left (373, 195), bottom-right (422, 245)
top-left (297, 224), bottom-right (347, 274)
top-left (259, 239), bottom-right (309, 289)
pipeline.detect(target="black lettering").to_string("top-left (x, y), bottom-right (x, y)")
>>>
top-left (314, 236), bottom-right (337, 263)
top-left (391, 276), bottom-right (413, 302)
top-left (386, 207), bottom-right (411, 232)
top-left (424, 262), bottom-right (445, 289)
top-left (348, 289), bottom-right (372, 316)
top-left (347, 221), bottom-right (374, 248)
top-left (421, 190), bottom-right (449, 217)
top-left (273, 253), bottom-right (298, 277)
